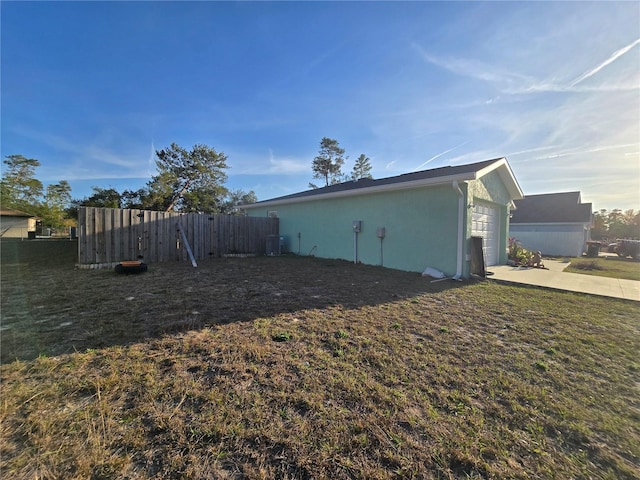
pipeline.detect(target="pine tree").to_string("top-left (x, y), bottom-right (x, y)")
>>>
top-left (351, 154), bottom-right (373, 181)
top-left (311, 137), bottom-right (346, 187)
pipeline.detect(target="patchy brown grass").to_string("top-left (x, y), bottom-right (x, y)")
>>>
top-left (1, 240), bottom-right (639, 479)
top-left (565, 256), bottom-right (640, 281)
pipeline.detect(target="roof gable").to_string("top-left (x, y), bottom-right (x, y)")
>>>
top-left (510, 192), bottom-right (592, 224)
top-left (245, 158), bottom-right (523, 208)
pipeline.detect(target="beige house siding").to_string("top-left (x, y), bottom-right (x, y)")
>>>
top-left (0, 210), bottom-right (37, 238)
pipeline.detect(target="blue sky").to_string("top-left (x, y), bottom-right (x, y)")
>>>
top-left (2, 1), bottom-right (639, 211)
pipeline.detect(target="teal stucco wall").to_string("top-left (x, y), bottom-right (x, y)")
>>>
top-left (248, 184), bottom-right (462, 275)
top-left (247, 171), bottom-right (516, 276)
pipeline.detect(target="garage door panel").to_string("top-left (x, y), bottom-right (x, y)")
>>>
top-left (472, 204), bottom-right (499, 266)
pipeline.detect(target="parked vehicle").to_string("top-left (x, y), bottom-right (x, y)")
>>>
top-left (615, 239), bottom-right (640, 259)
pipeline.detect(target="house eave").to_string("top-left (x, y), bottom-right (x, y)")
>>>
top-left (0, 209), bottom-right (37, 218)
top-left (243, 173), bottom-right (477, 209)
top-left (243, 157), bottom-right (524, 210)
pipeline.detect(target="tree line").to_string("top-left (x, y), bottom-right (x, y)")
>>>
top-left (1, 155), bottom-right (74, 229)
top-left (1, 144), bottom-right (257, 228)
top-left (68, 143), bottom-right (257, 218)
top-left (0, 137), bottom-right (372, 228)
top-left (591, 209), bottom-right (640, 240)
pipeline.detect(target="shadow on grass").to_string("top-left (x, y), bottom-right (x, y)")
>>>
top-left (1, 239), bottom-right (469, 363)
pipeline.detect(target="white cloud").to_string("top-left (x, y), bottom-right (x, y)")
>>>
top-left (10, 126), bottom-right (150, 181)
top-left (266, 150), bottom-right (308, 175)
top-left (412, 43), bottom-right (533, 89)
top-left (228, 149), bottom-right (308, 176)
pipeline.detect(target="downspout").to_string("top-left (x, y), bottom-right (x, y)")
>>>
top-left (452, 180), bottom-right (464, 280)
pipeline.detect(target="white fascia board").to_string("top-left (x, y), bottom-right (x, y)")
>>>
top-left (243, 173), bottom-right (476, 209)
top-left (510, 222), bottom-right (592, 227)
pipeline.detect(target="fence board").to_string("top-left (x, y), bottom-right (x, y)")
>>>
top-left (210, 215), bottom-right (218, 257)
top-left (78, 208), bottom-right (86, 263)
top-left (121, 209), bottom-right (131, 261)
top-left (92, 208), bottom-right (101, 263)
top-left (77, 207), bottom-right (278, 266)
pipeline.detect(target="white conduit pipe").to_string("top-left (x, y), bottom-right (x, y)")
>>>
top-left (353, 230), bottom-right (358, 264)
top-left (452, 180), bottom-right (464, 280)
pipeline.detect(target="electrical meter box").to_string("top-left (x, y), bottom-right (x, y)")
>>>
top-left (376, 227), bottom-right (386, 238)
top-left (352, 220), bottom-right (362, 233)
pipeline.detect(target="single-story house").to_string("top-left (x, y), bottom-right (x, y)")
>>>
top-left (244, 158), bottom-right (524, 278)
top-left (509, 191), bottom-right (592, 257)
top-left (0, 208), bottom-right (37, 239)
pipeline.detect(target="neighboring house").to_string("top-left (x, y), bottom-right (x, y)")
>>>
top-left (0, 208), bottom-right (37, 238)
top-left (244, 158), bottom-right (523, 278)
top-left (509, 192), bottom-right (592, 257)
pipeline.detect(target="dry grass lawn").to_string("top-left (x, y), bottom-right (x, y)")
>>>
top-left (1, 240), bottom-right (639, 479)
top-left (565, 256), bottom-right (640, 281)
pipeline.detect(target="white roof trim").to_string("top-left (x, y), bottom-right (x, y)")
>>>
top-left (476, 158), bottom-right (524, 200)
top-left (510, 222), bottom-right (592, 226)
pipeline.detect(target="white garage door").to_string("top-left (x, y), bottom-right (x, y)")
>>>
top-left (472, 203), bottom-right (500, 266)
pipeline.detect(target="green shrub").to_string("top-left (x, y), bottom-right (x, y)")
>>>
top-left (272, 332), bottom-right (291, 342)
top-left (508, 237), bottom-right (533, 265)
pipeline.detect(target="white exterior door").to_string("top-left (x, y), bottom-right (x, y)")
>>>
top-left (472, 203), bottom-right (500, 266)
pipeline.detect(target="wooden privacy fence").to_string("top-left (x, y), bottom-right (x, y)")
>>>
top-left (77, 207), bottom-right (279, 267)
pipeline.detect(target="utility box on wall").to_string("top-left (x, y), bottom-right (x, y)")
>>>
top-left (352, 220), bottom-right (362, 233)
top-left (376, 227), bottom-right (386, 238)
top-left (266, 235), bottom-right (282, 255)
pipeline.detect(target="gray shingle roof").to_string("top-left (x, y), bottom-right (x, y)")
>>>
top-left (0, 208), bottom-right (36, 217)
top-left (248, 158), bottom-right (515, 206)
top-left (510, 192), bottom-right (592, 224)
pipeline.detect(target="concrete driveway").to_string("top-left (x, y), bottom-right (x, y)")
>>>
top-left (487, 258), bottom-right (640, 302)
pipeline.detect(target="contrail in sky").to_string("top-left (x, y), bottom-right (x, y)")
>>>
top-left (415, 141), bottom-right (469, 170)
top-left (536, 143), bottom-right (637, 160)
top-left (148, 140), bottom-right (156, 176)
top-left (507, 145), bottom-right (559, 156)
top-left (570, 38), bottom-right (640, 87)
